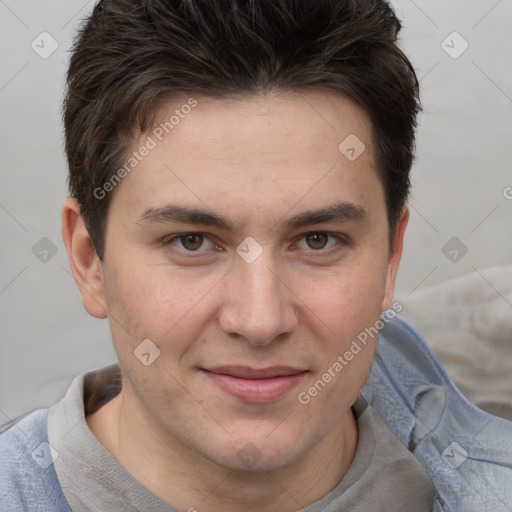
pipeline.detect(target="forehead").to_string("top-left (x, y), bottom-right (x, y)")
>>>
top-left (147, 89), bottom-right (374, 165)
top-left (110, 89), bottom-right (382, 225)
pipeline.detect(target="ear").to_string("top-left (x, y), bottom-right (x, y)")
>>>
top-left (381, 207), bottom-right (409, 313)
top-left (61, 198), bottom-right (107, 318)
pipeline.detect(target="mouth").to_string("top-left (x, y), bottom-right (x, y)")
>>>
top-left (201, 366), bottom-right (308, 403)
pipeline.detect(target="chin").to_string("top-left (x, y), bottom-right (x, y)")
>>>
top-left (201, 432), bottom-right (312, 473)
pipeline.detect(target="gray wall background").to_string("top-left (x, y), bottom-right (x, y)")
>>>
top-left (1, 0), bottom-right (511, 422)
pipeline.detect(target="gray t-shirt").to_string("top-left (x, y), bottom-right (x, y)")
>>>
top-left (48, 364), bottom-right (437, 511)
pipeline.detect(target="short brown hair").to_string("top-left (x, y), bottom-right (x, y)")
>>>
top-left (64, 0), bottom-right (421, 259)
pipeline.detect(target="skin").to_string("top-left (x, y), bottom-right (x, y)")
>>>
top-left (62, 89), bottom-right (408, 512)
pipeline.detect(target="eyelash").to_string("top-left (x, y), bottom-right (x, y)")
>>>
top-left (160, 231), bottom-right (347, 257)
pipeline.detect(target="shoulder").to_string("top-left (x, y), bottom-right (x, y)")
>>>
top-left (365, 314), bottom-right (512, 511)
top-left (0, 409), bottom-right (71, 512)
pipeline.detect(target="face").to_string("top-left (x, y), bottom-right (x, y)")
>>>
top-left (91, 90), bottom-right (405, 471)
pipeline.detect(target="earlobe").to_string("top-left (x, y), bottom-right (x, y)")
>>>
top-left (61, 198), bottom-right (107, 319)
top-left (381, 207), bottom-right (409, 313)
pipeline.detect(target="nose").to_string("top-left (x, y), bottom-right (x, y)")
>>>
top-left (218, 254), bottom-right (298, 347)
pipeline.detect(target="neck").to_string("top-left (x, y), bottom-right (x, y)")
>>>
top-left (87, 387), bottom-right (358, 512)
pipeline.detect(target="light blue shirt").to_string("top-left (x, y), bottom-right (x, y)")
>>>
top-left (362, 313), bottom-right (512, 511)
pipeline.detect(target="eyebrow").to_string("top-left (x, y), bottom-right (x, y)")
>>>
top-left (136, 202), bottom-right (367, 231)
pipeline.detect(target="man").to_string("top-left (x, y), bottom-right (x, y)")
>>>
top-left (1, 1), bottom-right (511, 511)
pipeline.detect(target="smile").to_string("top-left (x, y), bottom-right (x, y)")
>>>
top-left (201, 366), bottom-right (309, 403)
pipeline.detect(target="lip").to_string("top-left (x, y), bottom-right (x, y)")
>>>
top-left (202, 366), bottom-right (308, 403)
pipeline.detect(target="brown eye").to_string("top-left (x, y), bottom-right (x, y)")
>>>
top-left (180, 234), bottom-right (204, 251)
top-left (305, 232), bottom-right (329, 250)
top-left (162, 233), bottom-right (217, 255)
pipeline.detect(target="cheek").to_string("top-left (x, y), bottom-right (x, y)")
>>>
top-left (299, 258), bottom-right (388, 331)
top-left (296, 259), bottom-right (387, 391)
top-left (296, 301), bottom-right (380, 423)
top-left (101, 257), bottom-right (224, 362)
top-left (104, 258), bottom-right (184, 331)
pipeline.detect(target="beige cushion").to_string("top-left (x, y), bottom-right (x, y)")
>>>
top-left (398, 267), bottom-right (512, 421)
